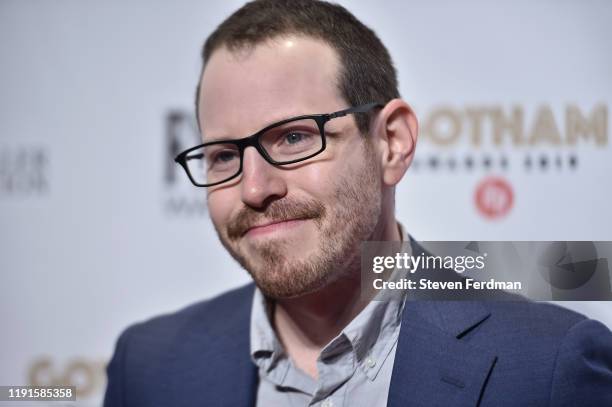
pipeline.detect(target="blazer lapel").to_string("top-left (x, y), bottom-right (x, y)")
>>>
top-left (387, 300), bottom-right (497, 407)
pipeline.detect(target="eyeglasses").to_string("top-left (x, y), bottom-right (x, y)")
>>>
top-left (174, 102), bottom-right (383, 187)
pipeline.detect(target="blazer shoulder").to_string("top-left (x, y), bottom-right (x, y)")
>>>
top-left (104, 284), bottom-right (257, 406)
top-left (549, 318), bottom-right (612, 406)
top-left (121, 282), bottom-right (255, 348)
top-left (485, 300), bottom-right (589, 336)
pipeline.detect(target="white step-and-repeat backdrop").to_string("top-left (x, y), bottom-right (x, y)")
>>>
top-left (1, 1), bottom-right (610, 404)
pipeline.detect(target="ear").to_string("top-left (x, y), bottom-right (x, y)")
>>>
top-left (373, 99), bottom-right (418, 186)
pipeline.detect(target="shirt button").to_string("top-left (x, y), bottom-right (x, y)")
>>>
top-left (365, 356), bottom-right (376, 368)
top-left (322, 399), bottom-right (334, 407)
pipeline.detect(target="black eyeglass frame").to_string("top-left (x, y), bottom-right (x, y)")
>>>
top-left (174, 102), bottom-right (384, 187)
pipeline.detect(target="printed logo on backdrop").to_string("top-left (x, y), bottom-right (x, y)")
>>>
top-left (414, 104), bottom-right (608, 220)
top-left (163, 111), bottom-right (207, 216)
top-left (475, 176), bottom-right (513, 219)
top-left (0, 146), bottom-right (49, 197)
top-left (28, 357), bottom-right (105, 401)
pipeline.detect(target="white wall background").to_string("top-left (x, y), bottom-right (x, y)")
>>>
top-left (1, 0), bottom-right (610, 405)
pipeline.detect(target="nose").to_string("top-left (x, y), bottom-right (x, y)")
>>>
top-left (240, 147), bottom-right (287, 208)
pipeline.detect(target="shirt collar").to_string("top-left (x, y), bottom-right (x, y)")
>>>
top-left (338, 221), bottom-right (409, 379)
top-left (250, 287), bottom-right (284, 367)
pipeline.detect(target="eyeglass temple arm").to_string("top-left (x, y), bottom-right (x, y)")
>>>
top-left (327, 102), bottom-right (385, 119)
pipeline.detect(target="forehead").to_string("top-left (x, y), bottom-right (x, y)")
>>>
top-left (198, 36), bottom-right (344, 139)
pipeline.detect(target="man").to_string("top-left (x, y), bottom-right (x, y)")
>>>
top-left (104, 1), bottom-right (612, 406)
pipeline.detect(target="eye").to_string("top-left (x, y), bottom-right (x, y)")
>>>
top-left (205, 147), bottom-right (240, 170)
top-left (283, 132), bottom-right (313, 145)
top-left (214, 150), bottom-right (238, 163)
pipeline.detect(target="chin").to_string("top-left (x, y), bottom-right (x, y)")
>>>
top-left (252, 264), bottom-right (341, 300)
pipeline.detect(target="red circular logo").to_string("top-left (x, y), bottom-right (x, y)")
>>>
top-left (475, 176), bottom-right (514, 219)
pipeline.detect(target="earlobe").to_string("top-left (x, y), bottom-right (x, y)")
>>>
top-left (379, 99), bottom-right (419, 186)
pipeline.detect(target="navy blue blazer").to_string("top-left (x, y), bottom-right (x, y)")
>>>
top-left (104, 282), bottom-right (612, 406)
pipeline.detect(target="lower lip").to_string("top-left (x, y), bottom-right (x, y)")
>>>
top-left (245, 219), bottom-right (308, 237)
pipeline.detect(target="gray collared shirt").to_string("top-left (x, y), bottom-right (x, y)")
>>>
top-left (250, 224), bottom-right (409, 407)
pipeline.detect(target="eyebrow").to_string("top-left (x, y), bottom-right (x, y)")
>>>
top-left (202, 109), bottom-right (327, 143)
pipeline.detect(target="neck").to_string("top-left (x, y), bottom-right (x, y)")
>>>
top-left (272, 214), bottom-right (401, 377)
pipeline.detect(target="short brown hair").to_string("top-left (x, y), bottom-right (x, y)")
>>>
top-left (196, 0), bottom-right (400, 133)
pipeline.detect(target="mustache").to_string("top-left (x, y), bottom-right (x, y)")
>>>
top-left (226, 198), bottom-right (326, 240)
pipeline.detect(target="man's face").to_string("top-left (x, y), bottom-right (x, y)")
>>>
top-left (199, 36), bottom-right (383, 299)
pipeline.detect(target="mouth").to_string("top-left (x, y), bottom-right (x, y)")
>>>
top-left (244, 218), bottom-right (310, 238)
